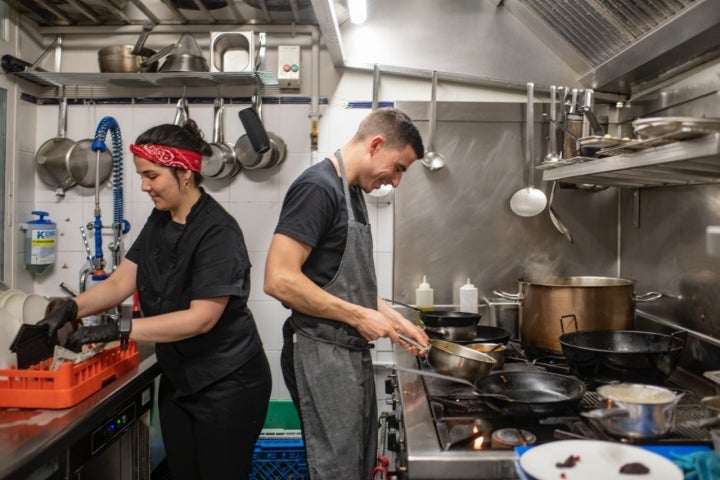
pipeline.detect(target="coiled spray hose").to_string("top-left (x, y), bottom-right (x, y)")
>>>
top-left (91, 116), bottom-right (130, 271)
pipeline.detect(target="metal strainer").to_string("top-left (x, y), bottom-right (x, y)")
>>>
top-left (66, 139), bottom-right (113, 188)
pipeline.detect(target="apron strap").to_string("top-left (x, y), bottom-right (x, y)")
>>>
top-left (335, 149), bottom-right (369, 224)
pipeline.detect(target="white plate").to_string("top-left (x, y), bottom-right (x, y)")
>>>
top-left (2, 291), bottom-right (27, 324)
top-left (22, 294), bottom-right (50, 324)
top-left (0, 306), bottom-right (21, 369)
top-left (519, 440), bottom-right (683, 480)
top-left (0, 289), bottom-right (24, 308)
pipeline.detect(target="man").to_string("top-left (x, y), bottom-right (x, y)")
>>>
top-left (264, 107), bottom-right (429, 480)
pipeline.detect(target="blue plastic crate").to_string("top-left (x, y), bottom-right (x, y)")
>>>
top-left (251, 438), bottom-right (308, 480)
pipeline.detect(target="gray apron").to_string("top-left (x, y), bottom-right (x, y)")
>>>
top-left (292, 151), bottom-right (378, 480)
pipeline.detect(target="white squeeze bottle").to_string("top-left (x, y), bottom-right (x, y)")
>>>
top-left (415, 275), bottom-right (434, 311)
top-left (459, 278), bottom-right (479, 314)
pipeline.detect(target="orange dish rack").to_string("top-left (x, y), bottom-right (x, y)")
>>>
top-left (0, 341), bottom-right (139, 409)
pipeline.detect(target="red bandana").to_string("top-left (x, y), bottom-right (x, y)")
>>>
top-left (129, 143), bottom-right (202, 173)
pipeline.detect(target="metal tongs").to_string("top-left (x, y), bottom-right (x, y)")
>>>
top-left (397, 333), bottom-right (430, 354)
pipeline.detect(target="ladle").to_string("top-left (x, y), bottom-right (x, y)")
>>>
top-left (510, 82), bottom-right (547, 217)
top-left (421, 71), bottom-right (446, 172)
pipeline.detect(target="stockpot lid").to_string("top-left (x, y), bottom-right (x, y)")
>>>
top-left (520, 276), bottom-right (635, 287)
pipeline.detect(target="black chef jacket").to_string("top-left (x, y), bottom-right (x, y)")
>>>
top-left (126, 189), bottom-right (264, 396)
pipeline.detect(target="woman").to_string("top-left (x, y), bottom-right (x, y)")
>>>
top-left (40, 121), bottom-right (272, 479)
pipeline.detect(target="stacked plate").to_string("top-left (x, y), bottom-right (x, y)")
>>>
top-left (0, 290), bottom-right (49, 369)
top-left (0, 306), bottom-right (21, 369)
top-left (0, 289), bottom-right (26, 324)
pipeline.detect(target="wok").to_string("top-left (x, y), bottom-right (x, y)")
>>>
top-left (395, 366), bottom-right (586, 417)
top-left (559, 330), bottom-right (686, 385)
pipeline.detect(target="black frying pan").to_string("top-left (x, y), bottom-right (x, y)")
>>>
top-left (382, 298), bottom-right (479, 327)
top-left (473, 371), bottom-right (586, 417)
top-left (383, 298), bottom-right (511, 343)
top-left (395, 367), bottom-right (586, 418)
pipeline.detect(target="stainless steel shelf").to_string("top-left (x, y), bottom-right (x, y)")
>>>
top-left (11, 70), bottom-right (279, 97)
top-left (541, 133), bottom-right (720, 188)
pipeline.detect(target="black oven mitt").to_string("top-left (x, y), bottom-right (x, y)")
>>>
top-left (36, 299), bottom-right (78, 340)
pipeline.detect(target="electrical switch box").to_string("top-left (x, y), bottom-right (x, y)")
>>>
top-left (277, 45), bottom-right (301, 89)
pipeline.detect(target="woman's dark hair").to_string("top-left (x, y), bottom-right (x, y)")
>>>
top-left (134, 120), bottom-right (211, 185)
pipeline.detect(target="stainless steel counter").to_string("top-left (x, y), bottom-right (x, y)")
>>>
top-left (394, 346), bottom-right (519, 480)
top-left (0, 343), bottom-right (160, 479)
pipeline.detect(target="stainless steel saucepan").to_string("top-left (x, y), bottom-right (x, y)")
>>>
top-left (397, 333), bottom-right (495, 381)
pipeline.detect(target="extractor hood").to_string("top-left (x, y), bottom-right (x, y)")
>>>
top-left (499, 0), bottom-right (720, 96)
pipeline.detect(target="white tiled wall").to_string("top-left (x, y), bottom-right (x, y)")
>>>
top-left (17, 99), bottom-right (397, 404)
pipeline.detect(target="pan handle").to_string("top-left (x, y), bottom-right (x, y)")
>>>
top-left (670, 330), bottom-right (688, 346)
top-left (634, 291), bottom-right (663, 302)
top-left (381, 297), bottom-right (422, 313)
top-left (581, 408), bottom-right (630, 420)
top-left (559, 314), bottom-right (578, 334)
top-left (665, 330), bottom-right (688, 354)
top-left (492, 290), bottom-right (522, 301)
top-left (397, 333), bottom-right (430, 353)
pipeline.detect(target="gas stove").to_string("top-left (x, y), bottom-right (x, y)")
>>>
top-left (384, 341), bottom-right (714, 480)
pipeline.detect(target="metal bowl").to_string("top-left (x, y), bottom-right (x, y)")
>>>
top-left (98, 45), bottom-right (158, 73)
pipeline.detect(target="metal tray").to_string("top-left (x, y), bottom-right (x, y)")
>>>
top-left (633, 116), bottom-right (720, 140)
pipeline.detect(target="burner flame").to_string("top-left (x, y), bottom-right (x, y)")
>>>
top-left (473, 435), bottom-right (485, 450)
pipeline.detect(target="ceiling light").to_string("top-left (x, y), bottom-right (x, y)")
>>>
top-left (349, 0), bottom-right (367, 24)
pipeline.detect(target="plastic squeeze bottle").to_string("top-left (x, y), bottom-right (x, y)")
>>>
top-left (459, 278), bottom-right (479, 314)
top-left (415, 275), bottom-right (434, 311)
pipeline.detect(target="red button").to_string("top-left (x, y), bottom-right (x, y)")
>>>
top-left (283, 64), bottom-right (291, 72)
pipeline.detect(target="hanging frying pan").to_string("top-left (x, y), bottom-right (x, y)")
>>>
top-left (35, 96), bottom-right (77, 196)
top-left (203, 96), bottom-right (239, 179)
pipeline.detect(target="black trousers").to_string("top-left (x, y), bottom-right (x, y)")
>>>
top-left (158, 351), bottom-right (272, 480)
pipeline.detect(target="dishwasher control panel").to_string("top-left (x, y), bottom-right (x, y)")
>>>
top-left (91, 402), bottom-right (137, 454)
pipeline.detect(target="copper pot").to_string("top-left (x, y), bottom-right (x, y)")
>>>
top-left (494, 276), bottom-right (661, 356)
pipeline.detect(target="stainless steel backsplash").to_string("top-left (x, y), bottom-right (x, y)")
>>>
top-left (393, 101), bottom-right (619, 304)
top-left (394, 63), bottom-right (720, 373)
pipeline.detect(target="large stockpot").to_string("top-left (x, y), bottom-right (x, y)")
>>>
top-left (582, 383), bottom-right (683, 439)
top-left (494, 276), bottom-right (662, 356)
